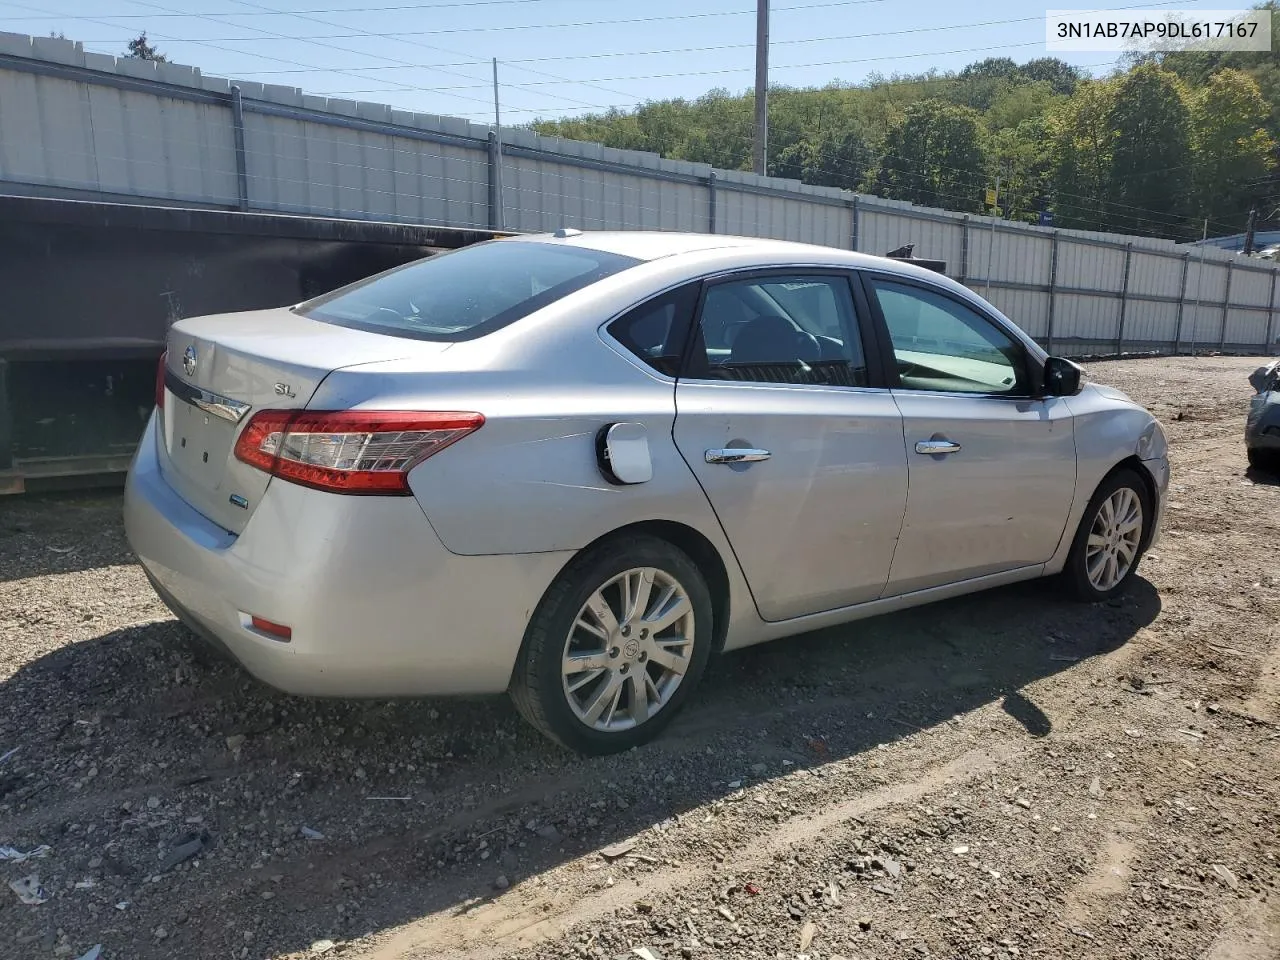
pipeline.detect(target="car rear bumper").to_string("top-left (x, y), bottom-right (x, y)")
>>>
top-left (124, 415), bottom-right (572, 697)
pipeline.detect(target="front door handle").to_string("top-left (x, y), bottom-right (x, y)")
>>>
top-left (706, 448), bottom-right (772, 464)
top-left (915, 439), bottom-right (962, 456)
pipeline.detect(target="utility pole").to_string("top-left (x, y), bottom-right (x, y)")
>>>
top-left (492, 57), bottom-right (505, 230)
top-left (1189, 217), bottom-right (1209, 356)
top-left (753, 0), bottom-right (769, 176)
top-left (984, 173), bottom-right (1001, 297)
top-left (1243, 205), bottom-right (1258, 256)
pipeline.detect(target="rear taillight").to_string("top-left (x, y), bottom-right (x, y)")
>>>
top-left (155, 350), bottom-right (168, 409)
top-left (233, 410), bottom-right (484, 495)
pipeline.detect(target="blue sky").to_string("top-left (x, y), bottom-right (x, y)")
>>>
top-left (0, 0), bottom-right (1228, 123)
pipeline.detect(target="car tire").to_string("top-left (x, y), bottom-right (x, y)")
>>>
top-left (1247, 447), bottom-right (1277, 472)
top-left (1061, 468), bottom-right (1152, 603)
top-left (509, 534), bottom-right (714, 754)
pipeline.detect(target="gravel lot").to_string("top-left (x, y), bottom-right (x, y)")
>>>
top-left (2, 355), bottom-right (1278, 960)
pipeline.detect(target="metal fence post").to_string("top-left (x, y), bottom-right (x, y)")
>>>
top-left (707, 171), bottom-right (717, 234)
top-left (1173, 253), bottom-right (1190, 355)
top-left (1219, 260), bottom-right (1233, 352)
top-left (1266, 268), bottom-right (1279, 353)
top-left (849, 195), bottom-right (859, 251)
top-left (959, 215), bottom-right (970, 285)
top-left (487, 132), bottom-right (500, 230)
top-left (230, 85), bottom-right (249, 212)
top-left (1046, 231), bottom-right (1060, 355)
top-left (1114, 242), bottom-right (1132, 357)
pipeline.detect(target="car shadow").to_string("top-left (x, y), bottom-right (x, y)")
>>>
top-left (1244, 463), bottom-right (1280, 486)
top-left (0, 575), bottom-right (1160, 959)
top-left (0, 492), bottom-right (134, 582)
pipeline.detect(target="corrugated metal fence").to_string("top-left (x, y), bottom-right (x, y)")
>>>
top-left (2, 32), bottom-right (1277, 357)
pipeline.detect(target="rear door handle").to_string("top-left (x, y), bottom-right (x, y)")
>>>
top-left (705, 448), bottom-right (772, 464)
top-left (914, 439), bottom-right (961, 455)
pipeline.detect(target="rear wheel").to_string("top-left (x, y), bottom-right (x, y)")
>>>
top-left (510, 535), bottom-right (714, 754)
top-left (1061, 468), bottom-right (1150, 602)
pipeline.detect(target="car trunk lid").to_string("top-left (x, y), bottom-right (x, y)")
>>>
top-left (158, 308), bottom-right (437, 533)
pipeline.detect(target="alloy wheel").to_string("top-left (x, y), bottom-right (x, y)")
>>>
top-left (1085, 487), bottom-right (1143, 592)
top-left (560, 567), bottom-right (695, 732)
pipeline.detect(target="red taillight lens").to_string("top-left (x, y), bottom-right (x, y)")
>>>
top-left (249, 616), bottom-right (292, 641)
top-left (155, 350), bottom-right (168, 409)
top-left (233, 410), bottom-right (484, 495)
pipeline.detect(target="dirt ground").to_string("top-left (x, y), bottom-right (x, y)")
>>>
top-left (1, 355), bottom-right (1278, 960)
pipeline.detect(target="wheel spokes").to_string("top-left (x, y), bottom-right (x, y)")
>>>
top-left (628, 671), bottom-right (649, 724)
top-left (582, 672), bottom-right (625, 725)
top-left (647, 639), bottom-right (691, 676)
top-left (621, 569), bottom-right (655, 625)
top-left (565, 650), bottom-right (613, 673)
top-left (582, 590), bottom-right (619, 638)
top-left (1085, 487), bottom-right (1145, 592)
top-left (561, 566), bottom-right (696, 733)
top-left (644, 592), bottom-right (692, 635)
top-left (566, 667), bottom-right (607, 694)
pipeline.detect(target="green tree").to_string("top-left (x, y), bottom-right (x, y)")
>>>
top-left (1107, 65), bottom-right (1192, 236)
top-left (774, 125), bottom-right (875, 190)
top-left (124, 32), bottom-right (167, 62)
top-left (1049, 79), bottom-right (1119, 230)
top-left (959, 57), bottom-right (1020, 83)
top-left (673, 90), bottom-right (753, 170)
top-left (1159, 2), bottom-right (1280, 137)
top-left (1018, 58), bottom-right (1084, 96)
top-left (990, 115), bottom-right (1055, 222)
top-left (1188, 69), bottom-right (1275, 227)
top-left (530, 49), bottom-right (1280, 239)
top-left (870, 99), bottom-right (986, 210)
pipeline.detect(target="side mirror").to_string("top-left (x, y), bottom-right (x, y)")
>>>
top-left (1043, 356), bottom-right (1083, 397)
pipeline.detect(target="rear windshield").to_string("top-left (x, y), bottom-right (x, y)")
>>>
top-left (298, 241), bottom-right (640, 341)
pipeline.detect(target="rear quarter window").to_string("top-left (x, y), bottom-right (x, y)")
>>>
top-left (299, 241), bottom-right (639, 341)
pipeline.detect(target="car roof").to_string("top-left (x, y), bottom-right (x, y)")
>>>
top-left (505, 230), bottom-right (966, 293)
top-left (507, 229), bottom-right (896, 267)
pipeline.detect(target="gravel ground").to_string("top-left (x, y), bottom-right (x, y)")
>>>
top-left (1, 355), bottom-right (1278, 960)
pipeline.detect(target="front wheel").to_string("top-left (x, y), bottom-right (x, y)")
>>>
top-left (509, 535), bottom-right (714, 754)
top-left (1061, 468), bottom-right (1151, 602)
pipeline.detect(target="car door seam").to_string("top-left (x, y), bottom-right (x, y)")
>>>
top-left (882, 388), bottom-right (912, 597)
top-left (668, 384), bottom-right (770, 623)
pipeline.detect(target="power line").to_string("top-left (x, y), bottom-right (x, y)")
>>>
top-left (7, 2), bottom-right (1253, 234)
top-left (208, 0), bottom-right (650, 108)
top-left (14, 0), bottom-right (1224, 120)
top-left (90, 0), bottom-right (634, 114)
top-left (0, 0), bottom-right (896, 25)
top-left (69, 0), bottom-right (1209, 57)
top-left (8, 0), bottom-right (571, 14)
top-left (307, 39), bottom-right (1054, 97)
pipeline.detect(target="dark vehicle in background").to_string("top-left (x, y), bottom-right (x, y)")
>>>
top-left (1246, 359), bottom-right (1280, 471)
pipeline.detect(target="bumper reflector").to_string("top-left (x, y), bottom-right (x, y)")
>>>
top-left (249, 616), bottom-right (293, 642)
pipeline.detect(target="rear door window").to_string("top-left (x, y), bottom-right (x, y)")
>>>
top-left (299, 241), bottom-right (639, 341)
top-left (606, 284), bottom-right (699, 377)
top-left (688, 274), bottom-right (869, 387)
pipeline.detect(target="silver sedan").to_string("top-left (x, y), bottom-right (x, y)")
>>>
top-left (124, 232), bottom-right (1169, 753)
